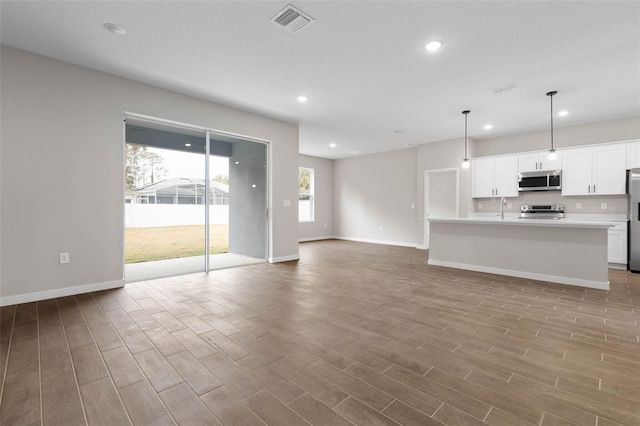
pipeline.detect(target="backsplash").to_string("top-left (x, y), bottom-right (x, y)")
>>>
top-left (472, 192), bottom-right (628, 217)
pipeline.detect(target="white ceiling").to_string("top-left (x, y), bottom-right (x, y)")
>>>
top-left (1, 1), bottom-right (639, 159)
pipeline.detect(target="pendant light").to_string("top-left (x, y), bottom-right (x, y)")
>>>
top-left (461, 110), bottom-right (471, 169)
top-left (546, 91), bottom-right (558, 160)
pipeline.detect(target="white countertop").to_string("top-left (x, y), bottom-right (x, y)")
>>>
top-left (428, 216), bottom-right (612, 229)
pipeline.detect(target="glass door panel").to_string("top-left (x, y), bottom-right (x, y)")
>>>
top-left (124, 119), bottom-right (207, 282)
top-left (208, 133), bottom-right (267, 270)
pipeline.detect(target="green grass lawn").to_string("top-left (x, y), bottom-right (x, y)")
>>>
top-left (125, 224), bottom-right (229, 264)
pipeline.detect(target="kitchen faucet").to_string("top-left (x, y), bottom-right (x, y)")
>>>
top-left (500, 197), bottom-right (507, 219)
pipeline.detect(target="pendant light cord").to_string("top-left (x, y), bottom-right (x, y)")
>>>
top-left (550, 93), bottom-right (554, 151)
top-left (546, 91), bottom-right (557, 151)
top-left (462, 110), bottom-right (470, 159)
top-left (464, 113), bottom-right (468, 158)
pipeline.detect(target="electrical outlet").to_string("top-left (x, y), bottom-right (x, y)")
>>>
top-left (59, 252), bottom-right (70, 264)
top-left (507, 203), bottom-right (512, 209)
top-left (601, 202), bottom-right (608, 210)
top-left (576, 202), bottom-right (582, 210)
top-left (411, 203), bottom-right (415, 209)
top-left (478, 203), bottom-right (483, 209)
top-left (283, 200), bottom-right (291, 207)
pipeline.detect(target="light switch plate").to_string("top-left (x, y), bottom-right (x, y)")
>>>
top-left (60, 252), bottom-right (70, 264)
top-left (283, 200), bottom-right (291, 207)
top-left (576, 202), bottom-right (582, 210)
top-left (601, 202), bottom-right (607, 210)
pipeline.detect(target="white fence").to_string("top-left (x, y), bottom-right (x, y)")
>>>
top-left (125, 204), bottom-right (229, 228)
top-left (299, 199), bottom-right (313, 222)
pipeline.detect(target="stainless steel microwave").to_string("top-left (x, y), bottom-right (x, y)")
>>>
top-left (518, 170), bottom-right (561, 192)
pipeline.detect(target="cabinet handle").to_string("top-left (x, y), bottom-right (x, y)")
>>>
top-left (588, 185), bottom-right (591, 193)
top-left (593, 185), bottom-right (596, 193)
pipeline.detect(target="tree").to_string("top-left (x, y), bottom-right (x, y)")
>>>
top-left (212, 174), bottom-right (229, 185)
top-left (299, 167), bottom-right (311, 196)
top-left (125, 144), bottom-right (167, 189)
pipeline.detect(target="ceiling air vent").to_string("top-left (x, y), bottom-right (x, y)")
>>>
top-left (271, 4), bottom-right (314, 33)
top-left (489, 83), bottom-right (517, 95)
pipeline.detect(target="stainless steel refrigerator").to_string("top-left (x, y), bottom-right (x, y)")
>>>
top-left (629, 169), bottom-right (640, 271)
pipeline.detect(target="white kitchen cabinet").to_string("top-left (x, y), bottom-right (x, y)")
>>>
top-left (518, 151), bottom-right (562, 172)
top-left (561, 144), bottom-right (626, 196)
top-left (626, 140), bottom-right (640, 169)
top-left (472, 155), bottom-right (518, 198)
top-left (608, 222), bottom-right (627, 265)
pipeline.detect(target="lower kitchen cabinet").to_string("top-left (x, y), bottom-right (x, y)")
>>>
top-left (608, 222), bottom-right (627, 266)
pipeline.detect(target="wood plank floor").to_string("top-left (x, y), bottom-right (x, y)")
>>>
top-left (1, 240), bottom-right (638, 425)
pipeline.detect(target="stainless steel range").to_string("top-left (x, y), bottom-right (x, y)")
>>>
top-left (517, 204), bottom-right (565, 220)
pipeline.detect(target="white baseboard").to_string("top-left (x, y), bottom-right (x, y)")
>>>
top-left (269, 254), bottom-right (300, 263)
top-left (299, 236), bottom-right (336, 242)
top-left (427, 259), bottom-right (610, 290)
top-left (0, 279), bottom-right (125, 307)
top-left (334, 236), bottom-right (417, 248)
top-left (608, 263), bottom-right (627, 270)
top-left (416, 245), bottom-right (428, 250)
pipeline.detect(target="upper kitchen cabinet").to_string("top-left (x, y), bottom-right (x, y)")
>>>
top-left (562, 144), bottom-right (626, 196)
top-left (518, 150), bottom-right (562, 173)
top-left (472, 155), bottom-right (518, 198)
top-left (626, 139), bottom-right (640, 169)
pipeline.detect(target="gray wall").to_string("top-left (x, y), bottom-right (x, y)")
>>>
top-left (229, 141), bottom-right (267, 259)
top-left (475, 116), bottom-right (639, 157)
top-left (470, 115), bottom-right (639, 219)
top-left (416, 137), bottom-right (475, 247)
top-left (0, 46), bottom-right (299, 304)
top-left (333, 148), bottom-right (417, 246)
top-left (299, 154), bottom-right (334, 241)
top-left (328, 116), bottom-right (638, 249)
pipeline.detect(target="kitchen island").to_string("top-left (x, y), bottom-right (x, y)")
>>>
top-left (428, 217), bottom-right (611, 290)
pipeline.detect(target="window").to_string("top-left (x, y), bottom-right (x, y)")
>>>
top-left (299, 167), bottom-right (314, 222)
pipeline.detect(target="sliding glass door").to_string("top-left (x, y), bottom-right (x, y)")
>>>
top-left (124, 116), bottom-right (267, 282)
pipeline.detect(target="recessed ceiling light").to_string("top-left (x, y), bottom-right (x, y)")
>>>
top-left (425, 41), bottom-right (442, 52)
top-left (558, 110), bottom-right (569, 116)
top-left (184, 143), bottom-right (192, 147)
top-left (297, 95), bottom-right (308, 103)
top-left (329, 143), bottom-right (336, 148)
top-left (103, 23), bottom-right (127, 35)
top-left (484, 124), bottom-right (493, 130)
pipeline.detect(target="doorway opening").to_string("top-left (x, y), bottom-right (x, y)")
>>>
top-left (124, 115), bottom-right (268, 282)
